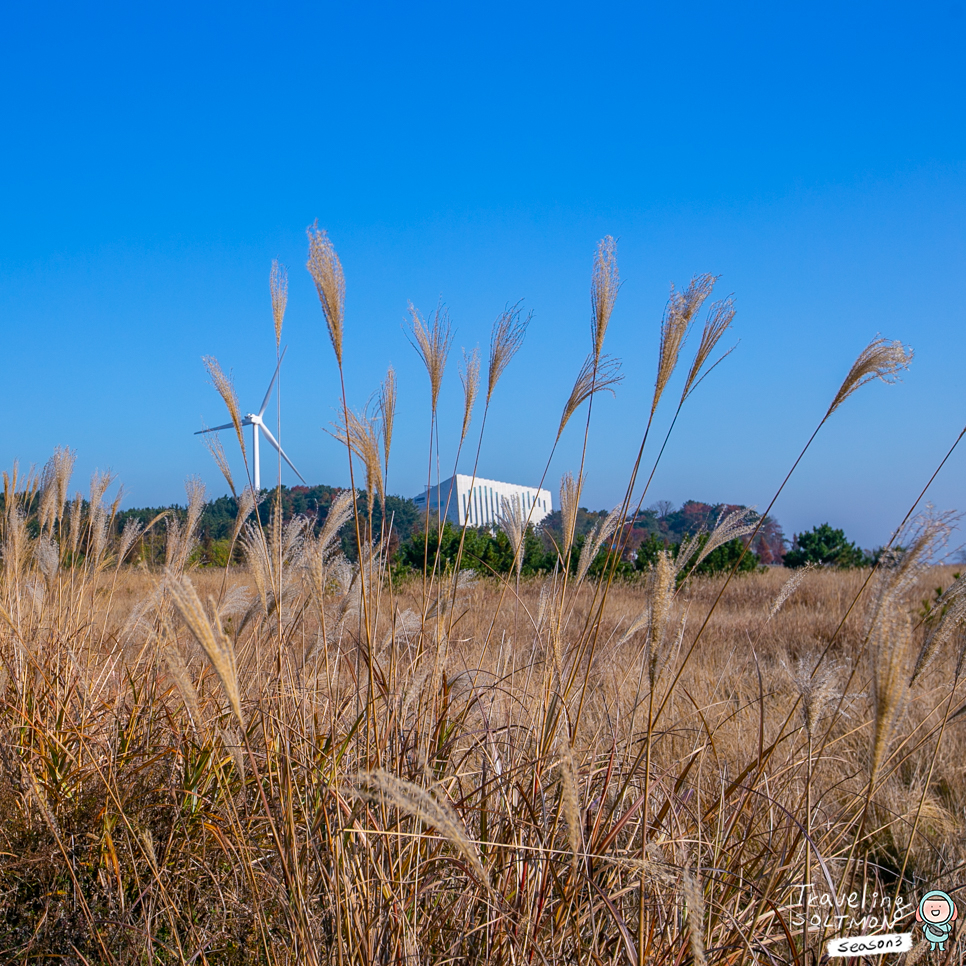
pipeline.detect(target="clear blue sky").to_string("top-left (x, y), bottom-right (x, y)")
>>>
top-left (2, 1), bottom-right (965, 550)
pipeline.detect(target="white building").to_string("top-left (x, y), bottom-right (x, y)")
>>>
top-left (413, 474), bottom-right (553, 529)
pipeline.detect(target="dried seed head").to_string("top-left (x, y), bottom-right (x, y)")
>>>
top-left (487, 302), bottom-right (530, 403)
top-left (160, 631), bottom-right (203, 734)
top-left (352, 770), bottom-right (488, 885)
top-left (575, 507), bottom-right (621, 585)
top-left (38, 447), bottom-right (75, 534)
top-left (647, 549), bottom-right (676, 687)
top-left (870, 596), bottom-right (912, 782)
top-left (680, 871), bottom-right (707, 966)
top-left (680, 295), bottom-right (736, 403)
top-left (459, 348), bottom-right (480, 443)
top-left (652, 273), bottom-right (716, 416)
top-left (498, 494), bottom-right (526, 578)
top-left (559, 742), bottom-right (582, 859)
top-left (783, 652), bottom-right (840, 739)
top-left (203, 356), bottom-right (246, 460)
top-left (306, 222), bottom-right (345, 367)
top-left (679, 507), bottom-right (757, 576)
top-left (270, 259), bottom-right (287, 349)
top-left (557, 353), bottom-right (623, 441)
top-left (166, 573), bottom-right (243, 727)
top-left (559, 471), bottom-right (583, 558)
top-left (408, 301), bottom-right (453, 414)
top-left (825, 336), bottom-right (912, 419)
top-left (116, 517), bottom-right (144, 567)
top-left (767, 563), bottom-right (813, 622)
top-left (591, 236), bottom-right (619, 364)
top-left (202, 428), bottom-right (235, 497)
top-left (912, 574), bottom-right (966, 683)
top-left (379, 366), bottom-right (397, 472)
top-left (230, 486), bottom-right (257, 548)
top-left (331, 407), bottom-right (385, 509)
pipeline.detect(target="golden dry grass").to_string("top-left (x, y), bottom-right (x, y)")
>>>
top-left (2, 551), bottom-right (964, 965)
top-left (0, 233), bottom-right (957, 965)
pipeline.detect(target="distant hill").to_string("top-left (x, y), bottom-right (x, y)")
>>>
top-left (115, 489), bottom-right (785, 567)
top-left (540, 499), bottom-right (786, 565)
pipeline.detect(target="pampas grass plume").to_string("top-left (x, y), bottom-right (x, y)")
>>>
top-left (591, 236), bottom-right (619, 364)
top-left (557, 353), bottom-right (623, 441)
top-left (203, 356), bottom-right (246, 460)
top-left (408, 302), bottom-right (453, 414)
top-left (825, 335), bottom-right (912, 419)
top-left (459, 348), bottom-right (480, 443)
top-left (487, 302), bottom-right (529, 403)
top-left (306, 222), bottom-right (345, 367)
top-left (270, 259), bottom-right (287, 349)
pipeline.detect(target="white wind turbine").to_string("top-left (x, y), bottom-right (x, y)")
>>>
top-left (196, 346), bottom-right (305, 491)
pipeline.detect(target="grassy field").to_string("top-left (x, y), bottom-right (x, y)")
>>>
top-left (2, 235), bottom-right (961, 964)
top-left (2, 498), bottom-right (964, 965)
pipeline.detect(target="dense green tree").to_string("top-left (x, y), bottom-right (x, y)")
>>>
top-left (783, 523), bottom-right (870, 569)
top-left (395, 522), bottom-right (556, 577)
top-left (635, 533), bottom-right (760, 579)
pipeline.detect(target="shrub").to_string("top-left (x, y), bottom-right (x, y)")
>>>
top-left (784, 522), bottom-right (871, 568)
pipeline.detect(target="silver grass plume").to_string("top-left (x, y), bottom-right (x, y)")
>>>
top-left (166, 573), bottom-right (243, 727)
top-left (677, 506), bottom-right (758, 575)
top-left (911, 571), bottom-right (966, 683)
top-left (228, 486), bottom-right (257, 550)
top-left (2, 504), bottom-right (28, 585)
top-left (783, 652), bottom-right (840, 739)
top-left (352, 770), bottom-right (488, 886)
top-left (116, 518), bottom-right (144, 568)
top-left (646, 549), bottom-right (676, 687)
top-left (767, 563), bottom-right (813, 623)
top-left (159, 629), bottom-right (203, 733)
top-left (870, 595), bottom-right (912, 783)
top-left (379, 366), bottom-right (396, 475)
top-left (680, 871), bottom-right (707, 966)
top-left (559, 471), bottom-right (583, 559)
top-left (203, 356), bottom-right (246, 460)
top-left (559, 741), bottom-right (582, 859)
top-left (591, 236), bottom-right (619, 365)
top-left (825, 336), bottom-right (912, 419)
top-left (575, 507), bottom-right (621, 585)
top-left (87, 470), bottom-right (117, 570)
top-left (408, 301), bottom-right (453, 415)
top-left (306, 222), bottom-right (345, 367)
top-left (330, 406), bottom-right (385, 509)
top-left (165, 478), bottom-right (205, 576)
top-left (303, 490), bottom-right (355, 607)
top-left (201, 428), bottom-right (235, 497)
top-left (459, 348), bottom-right (480, 443)
top-left (498, 494), bottom-right (526, 580)
top-left (38, 447), bottom-right (75, 534)
top-left (651, 274), bottom-right (716, 416)
top-left (487, 302), bottom-right (530, 403)
top-left (680, 296), bottom-right (736, 403)
top-left (270, 259), bottom-right (287, 349)
top-left (34, 537), bottom-right (59, 592)
top-left (557, 353), bottom-right (623, 441)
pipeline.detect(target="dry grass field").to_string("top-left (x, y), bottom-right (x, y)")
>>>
top-left (2, 496), bottom-right (964, 966)
top-left (2, 234), bottom-right (961, 964)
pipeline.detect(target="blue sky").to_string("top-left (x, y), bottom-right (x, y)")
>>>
top-left (2, 1), bottom-right (965, 550)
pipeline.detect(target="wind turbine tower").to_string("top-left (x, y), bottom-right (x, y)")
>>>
top-left (196, 346), bottom-right (306, 491)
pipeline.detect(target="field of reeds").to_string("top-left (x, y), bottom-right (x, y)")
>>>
top-left (2, 233), bottom-right (964, 965)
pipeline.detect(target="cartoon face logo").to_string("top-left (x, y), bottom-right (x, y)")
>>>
top-left (916, 890), bottom-right (958, 952)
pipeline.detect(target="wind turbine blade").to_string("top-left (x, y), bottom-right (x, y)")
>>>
top-left (258, 424), bottom-right (306, 484)
top-left (258, 345), bottom-right (288, 417)
top-left (194, 422), bottom-right (236, 434)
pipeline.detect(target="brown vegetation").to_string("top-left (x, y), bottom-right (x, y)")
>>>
top-left (0, 233), bottom-right (958, 965)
